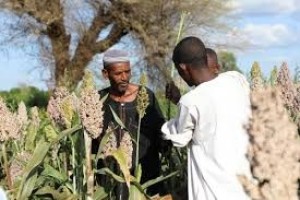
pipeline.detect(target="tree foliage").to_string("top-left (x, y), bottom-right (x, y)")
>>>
top-left (293, 65), bottom-right (300, 83)
top-left (218, 51), bottom-right (242, 73)
top-left (0, 86), bottom-right (49, 110)
top-left (0, 0), bottom-right (232, 89)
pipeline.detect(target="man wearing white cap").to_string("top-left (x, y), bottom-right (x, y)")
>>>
top-left (93, 49), bottom-right (168, 199)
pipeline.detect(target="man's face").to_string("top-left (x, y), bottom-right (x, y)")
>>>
top-left (102, 62), bottom-right (131, 94)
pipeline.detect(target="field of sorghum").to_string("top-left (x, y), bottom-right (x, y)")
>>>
top-left (0, 62), bottom-right (299, 200)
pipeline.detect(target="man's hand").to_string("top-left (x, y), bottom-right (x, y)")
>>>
top-left (165, 82), bottom-right (181, 104)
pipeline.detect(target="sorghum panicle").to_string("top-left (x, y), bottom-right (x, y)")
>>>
top-left (136, 74), bottom-right (149, 118)
top-left (269, 66), bottom-right (278, 86)
top-left (277, 62), bottom-right (296, 110)
top-left (81, 71), bottom-right (94, 91)
top-left (101, 127), bottom-right (133, 169)
top-left (241, 87), bottom-right (300, 200)
top-left (17, 101), bottom-right (28, 131)
top-left (250, 62), bottom-right (264, 90)
top-left (60, 94), bottom-right (76, 129)
top-left (30, 106), bottom-right (40, 129)
top-left (120, 131), bottom-right (133, 169)
top-left (79, 71), bottom-right (103, 139)
top-left (102, 126), bottom-right (117, 158)
top-left (9, 151), bottom-right (33, 185)
top-left (47, 87), bottom-right (76, 129)
top-left (0, 98), bottom-right (11, 142)
top-left (0, 98), bottom-right (22, 141)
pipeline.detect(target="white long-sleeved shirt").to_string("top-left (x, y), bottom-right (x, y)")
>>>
top-left (162, 71), bottom-right (251, 200)
top-left (0, 187), bottom-right (7, 200)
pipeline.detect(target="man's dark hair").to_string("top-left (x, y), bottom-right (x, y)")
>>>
top-left (206, 47), bottom-right (218, 63)
top-left (172, 36), bottom-right (207, 67)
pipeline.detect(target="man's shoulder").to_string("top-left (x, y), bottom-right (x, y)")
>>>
top-left (145, 86), bottom-right (155, 95)
top-left (179, 87), bottom-right (208, 106)
top-left (98, 87), bottom-right (110, 97)
top-left (220, 71), bottom-right (247, 81)
top-left (220, 71), bottom-right (250, 91)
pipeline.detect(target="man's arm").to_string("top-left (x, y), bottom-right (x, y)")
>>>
top-left (165, 82), bottom-right (181, 105)
top-left (161, 104), bottom-right (195, 147)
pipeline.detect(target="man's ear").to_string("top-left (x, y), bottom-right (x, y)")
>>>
top-left (215, 64), bottom-right (220, 74)
top-left (102, 69), bottom-right (109, 79)
top-left (179, 63), bottom-right (187, 71)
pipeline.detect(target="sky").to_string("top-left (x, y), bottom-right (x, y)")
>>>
top-left (229, 0), bottom-right (300, 75)
top-left (0, 0), bottom-right (300, 91)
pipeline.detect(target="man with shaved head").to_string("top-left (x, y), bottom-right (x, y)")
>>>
top-left (163, 36), bottom-right (251, 200)
top-left (166, 47), bottom-right (221, 104)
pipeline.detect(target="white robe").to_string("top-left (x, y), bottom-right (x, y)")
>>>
top-left (0, 187), bottom-right (7, 200)
top-left (162, 71), bottom-right (252, 200)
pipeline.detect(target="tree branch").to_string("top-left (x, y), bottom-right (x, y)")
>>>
top-left (45, 0), bottom-right (71, 86)
top-left (69, 2), bottom-right (130, 88)
top-left (93, 24), bottom-right (127, 53)
top-left (70, 23), bottom-right (127, 88)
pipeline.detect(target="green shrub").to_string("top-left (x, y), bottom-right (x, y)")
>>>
top-left (0, 86), bottom-right (49, 111)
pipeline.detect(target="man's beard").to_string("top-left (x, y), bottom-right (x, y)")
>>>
top-left (116, 82), bottom-right (129, 94)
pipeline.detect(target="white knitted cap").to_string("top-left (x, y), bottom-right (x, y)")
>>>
top-left (103, 49), bottom-right (130, 66)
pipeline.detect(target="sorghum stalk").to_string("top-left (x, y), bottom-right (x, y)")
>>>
top-left (135, 116), bottom-right (142, 169)
top-left (168, 11), bottom-right (187, 120)
top-left (69, 136), bottom-right (77, 194)
top-left (61, 137), bottom-right (69, 179)
top-left (1, 142), bottom-right (12, 189)
top-left (135, 74), bottom-right (149, 169)
top-left (171, 11), bottom-right (186, 79)
top-left (13, 140), bottom-right (20, 153)
top-left (83, 129), bottom-right (93, 198)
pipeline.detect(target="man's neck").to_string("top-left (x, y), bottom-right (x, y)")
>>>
top-left (109, 89), bottom-right (126, 97)
top-left (109, 84), bottom-right (139, 102)
top-left (194, 69), bottom-right (217, 86)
